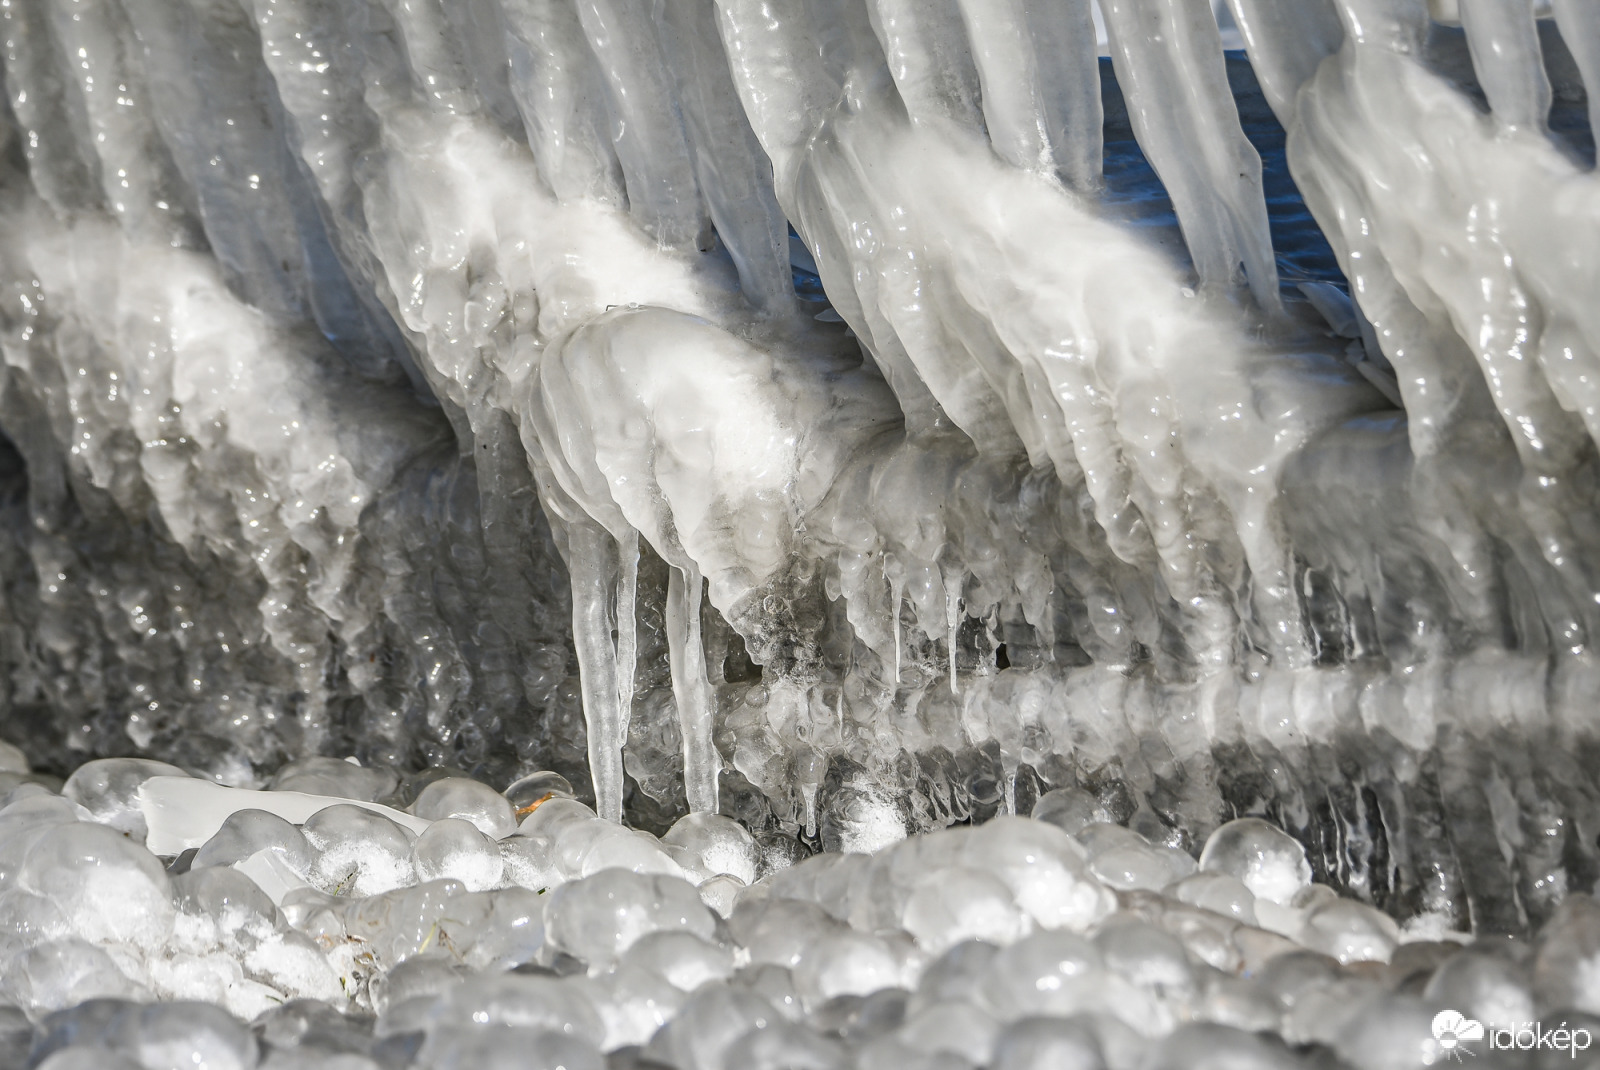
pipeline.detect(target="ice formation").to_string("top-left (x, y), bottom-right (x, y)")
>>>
top-left (0, 0), bottom-right (1599, 1063)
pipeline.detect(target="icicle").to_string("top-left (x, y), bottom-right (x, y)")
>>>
top-left (955, 0), bottom-right (1104, 190)
top-left (0, 0), bottom-right (100, 214)
top-left (668, 563), bottom-right (720, 813)
top-left (888, 566), bottom-right (904, 689)
top-left (868, 0), bottom-right (986, 134)
top-left (48, 0), bottom-right (200, 247)
top-left (1458, 0), bottom-right (1551, 132)
top-left (615, 527), bottom-right (639, 745)
top-left (1098, 0), bottom-right (1281, 309)
top-left (374, 0), bottom-right (481, 114)
top-left (568, 521), bottom-right (626, 822)
top-left (500, 0), bottom-right (627, 204)
top-left (944, 565), bottom-right (963, 695)
top-left (572, 0), bottom-right (706, 247)
top-left (1223, 0), bottom-right (1344, 127)
top-left (654, 0), bottom-right (795, 313)
top-left (1552, 0), bottom-right (1600, 153)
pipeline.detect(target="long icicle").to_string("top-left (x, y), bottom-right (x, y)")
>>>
top-left (568, 520), bottom-right (625, 822)
top-left (614, 528), bottom-right (639, 754)
top-left (668, 563), bottom-right (720, 813)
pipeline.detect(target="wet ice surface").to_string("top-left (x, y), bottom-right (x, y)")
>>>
top-left (11, 756), bottom-right (1597, 1069)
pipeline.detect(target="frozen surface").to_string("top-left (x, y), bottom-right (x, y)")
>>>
top-left (0, 0), bottom-right (1597, 1062)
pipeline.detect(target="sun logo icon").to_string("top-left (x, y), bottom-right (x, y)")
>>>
top-left (1433, 1010), bottom-right (1485, 1061)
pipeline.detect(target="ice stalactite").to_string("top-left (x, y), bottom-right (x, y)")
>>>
top-left (0, 0), bottom-right (1597, 939)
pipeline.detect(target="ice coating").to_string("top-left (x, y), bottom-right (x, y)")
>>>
top-left (0, 0), bottom-right (1596, 1057)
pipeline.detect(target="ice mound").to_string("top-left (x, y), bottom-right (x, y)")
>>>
top-left (14, 758), bottom-right (1600, 1067)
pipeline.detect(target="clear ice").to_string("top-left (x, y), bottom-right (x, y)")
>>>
top-left (0, 0), bottom-right (1599, 1065)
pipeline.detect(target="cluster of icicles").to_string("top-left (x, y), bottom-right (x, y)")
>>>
top-left (2, 0), bottom-right (1599, 835)
top-left (8, 749), bottom-right (1600, 1070)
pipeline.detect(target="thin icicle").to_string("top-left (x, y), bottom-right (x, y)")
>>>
top-left (615, 528), bottom-right (639, 744)
top-left (888, 567), bottom-right (904, 688)
top-left (1223, 0), bottom-right (1344, 127)
top-left (500, 0), bottom-right (627, 204)
top-left (1552, 0), bottom-right (1600, 154)
top-left (955, 0), bottom-right (1103, 190)
top-left (568, 521), bottom-right (626, 822)
top-left (668, 564), bottom-right (720, 813)
top-left (869, 0), bottom-right (986, 134)
top-left (573, 0), bottom-right (706, 247)
top-left (1098, 0), bottom-right (1281, 309)
top-left (1458, 0), bottom-right (1551, 132)
top-left (0, 0), bottom-right (101, 214)
top-left (654, 0), bottom-right (797, 313)
top-left (944, 566), bottom-right (963, 694)
top-left (48, 0), bottom-right (201, 247)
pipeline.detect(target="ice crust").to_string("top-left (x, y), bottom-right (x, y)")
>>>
top-left (0, 0), bottom-right (1598, 1061)
top-left (9, 762), bottom-right (1593, 1068)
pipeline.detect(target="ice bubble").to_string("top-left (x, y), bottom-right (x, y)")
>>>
top-left (36, 1050), bottom-right (145, 1070)
top-left (1030, 788), bottom-right (1100, 837)
top-left (0, 740), bottom-right (27, 773)
top-left (647, 983), bottom-right (779, 1070)
top-left (990, 1016), bottom-right (1107, 1070)
top-left (722, 1018), bottom-right (851, 1070)
top-left (544, 868), bottom-right (718, 967)
top-left (126, 1000), bottom-right (260, 1070)
top-left (255, 998), bottom-right (373, 1059)
top-left (62, 758), bottom-right (192, 840)
top-left (697, 874), bottom-right (745, 918)
top-left (420, 973), bottom-right (606, 1048)
top-left (855, 1034), bottom-right (976, 1070)
top-left (416, 1026), bottom-right (605, 1070)
top-left (662, 813), bottom-right (759, 885)
top-left (902, 867), bottom-right (1030, 953)
top-left (302, 804), bottom-right (416, 897)
top-left (621, 930), bottom-right (736, 991)
top-left (369, 956), bottom-right (470, 1017)
top-left (1142, 1022), bottom-right (1299, 1069)
top-left (736, 963), bottom-right (805, 1023)
top-left (1094, 917), bottom-right (1196, 998)
top-left (1167, 872), bottom-right (1258, 924)
top-left (581, 962), bottom-right (686, 1048)
top-left (193, 809), bottom-right (315, 874)
top-left (1198, 974), bottom-right (1281, 1034)
top-left (171, 865), bottom-right (283, 953)
top-left (578, 826), bottom-right (688, 879)
top-left (912, 940), bottom-right (1001, 1014)
top-left (734, 898), bottom-right (847, 970)
top-left (0, 887), bottom-right (73, 959)
top-left (1296, 898), bottom-right (1400, 964)
top-left (412, 818), bottom-right (504, 892)
top-left (7, 941), bottom-right (146, 1010)
top-left (410, 779), bottom-right (516, 839)
top-left (1197, 818), bottom-right (1312, 907)
top-left (958, 818), bottom-right (1114, 932)
top-left (1085, 842), bottom-right (1195, 893)
top-left (271, 758), bottom-right (399, 803)
top-left (499, 836), bottom-right (561, 893)
top-left (1423, 947), bottom-right (1535, 1028)
top-left (1534, 893), bottom-right (1600, 1014)
top-left (794, 930), bottom-right (905, 1009)
top-left (978, 930), bottom-right (1103, 1019)
top-left (898, 1000), bottom-right (1000, 1064)
top-left (1326, 991), bottom-right (1445, 1070)
top-left (505, 771), bottom-right (577, 814)
top-left (19, 822), bottom-right (175, 948)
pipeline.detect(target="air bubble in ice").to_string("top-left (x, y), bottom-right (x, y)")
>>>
top-left (412, 818), bottom-right (505, 892)
top-left (410, 778), bottom-right (517, 839)
top-left (1197, 818), bottom-right (1312, 908)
